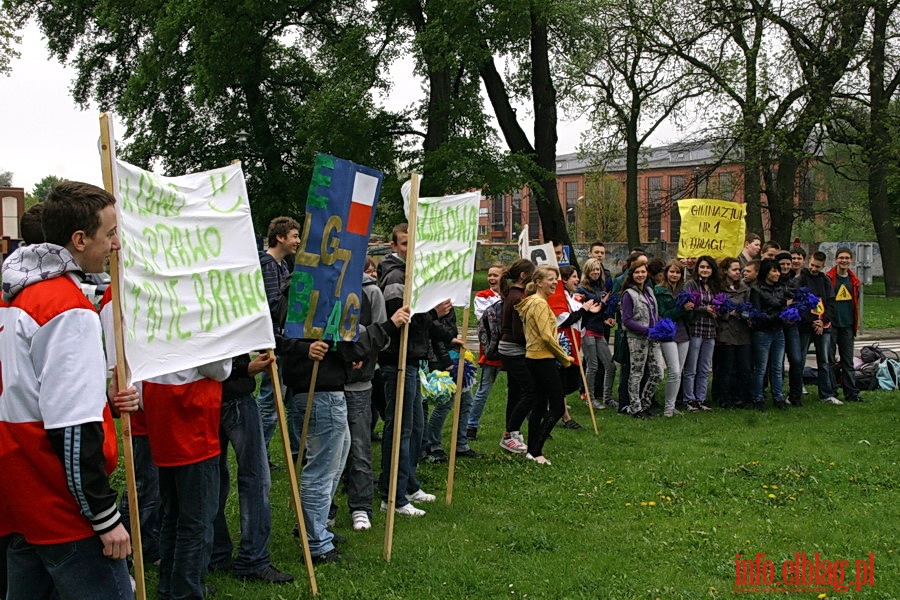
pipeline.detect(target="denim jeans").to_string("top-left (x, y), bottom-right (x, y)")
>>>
top-left (660, 340), bottom-right (689, 411)
top-left (424, 387), bottom-right (474, 452)
top-left (257, 369), bottom-right (278, 449)
top-left (783, 325), bottom-right (805, 401)
top-left (467, 365), bottom-right (499, 430)
top-left (831, 326), bottom-right (859, 400)
top-left (158, 456), bottom-right (220, 600)
top-left (752, 329), bottom-right (785, 402)
top-left (345, 388), bottom-right (374, 516)
top-left (582, 334), bottom-right (616, 404)
top-left (211, 393), bottom-right (272, 575)
top-left (120, 433), bottom-right (161, 564)
top-left (712, 343), bottom-right (752, 407)
top-left (380, 365), bottom-right (425, 507)
top-left (292, 391), bottom-right (351, 556)
top-left (6, 533), bottom-right (132, 600)
top-left (683, 337), bottom-right (715, 403)
top-left (799, 330), bottom-right (836, 399)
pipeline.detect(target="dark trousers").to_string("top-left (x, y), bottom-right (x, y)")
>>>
top-left (501, 353), bottom-right (536, 432)
top-left (712, 343), bottom-right (752, 407)
top-left (831, 326), bottom-right (859, 400)
top-left (525, 358), bottom-right (565, 458)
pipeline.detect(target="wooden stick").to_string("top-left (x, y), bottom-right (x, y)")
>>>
top-left (571, 334), bottom-right (599, 435)
top-left (384, 173), bottom-right (419, 562)
top-left (295, 357), bottom-right (321, 470)
top-left (99, 113), bottom-right (146, 600)
top-left (268, 351), bottom-right (318, 595)
top-left (445, 306), bottom-right (470, 505)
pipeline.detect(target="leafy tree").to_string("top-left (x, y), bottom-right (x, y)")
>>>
top-left (579, 172), bottom-right (626, 242)
top-left (0, 170), bottom-right (12, 186)
top-left (26, 174), bottom-right (65, 207)
top-left (0, 8), bottom-right (21, 75)
top-left (561, 0), bottom-right (706, 247)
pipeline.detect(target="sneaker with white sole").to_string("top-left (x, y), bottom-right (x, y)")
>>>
top-left (500, 435), bottom-right (528, 454)
top-left (525, 453), bottom-right (552, 465)
top-left (405, 489), bottom-right (436, 503)
top-left (351, 511), bottom-right (371, 531)
top-left (821, 396), bottom-right (844, 405)
top-left (512, 432), bottom-right (526, 445)
top-left (380, 501), bottom-right (426, 516)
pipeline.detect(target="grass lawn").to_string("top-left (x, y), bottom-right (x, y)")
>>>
top-left (129, 374), bottom-right (900, 600)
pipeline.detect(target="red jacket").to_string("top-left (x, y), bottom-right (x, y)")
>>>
top-left (825, 267), bottom-right (861, 334)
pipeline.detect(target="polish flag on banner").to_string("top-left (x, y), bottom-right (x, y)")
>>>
top-left (347, 172), bottom-right (379, 235)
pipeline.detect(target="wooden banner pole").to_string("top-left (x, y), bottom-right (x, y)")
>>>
top-left (267, 351), bottom-right (318, 595)
top-left (384, 173), bottom-right (419, 562)
top-left (572, 334), bottom-right (599, 435)
top-left (445, 306), bottom-right (470, 505)
top-left (99, 113), bottom-right (146, 600)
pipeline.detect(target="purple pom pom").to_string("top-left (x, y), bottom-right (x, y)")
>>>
top-left (648, 318), bottom-right (677, 341)
top-left (780, 306), bottom-right (801, 324)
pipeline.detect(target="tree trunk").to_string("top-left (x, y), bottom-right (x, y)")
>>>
top-left (624, 125), bottom-right (641, 247)
top-left (868, 0), bottom-right (900, 296)
top-left (769, 153), bottom-right (798, 247)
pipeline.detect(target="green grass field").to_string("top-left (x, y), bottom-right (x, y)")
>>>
top-left (136, 374), bottom-right (899, 600)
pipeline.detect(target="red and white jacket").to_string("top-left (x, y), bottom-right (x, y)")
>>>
top-left (0, 244), bottom-right (120, 544)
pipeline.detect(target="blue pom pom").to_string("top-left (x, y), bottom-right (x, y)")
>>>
top-left (648, 318), bottom-right (677, 341)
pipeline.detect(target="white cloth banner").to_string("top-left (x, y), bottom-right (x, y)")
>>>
top-left (114, 160), bottom-right (275, 382)
top-left (409, 191), bottom-right (481, 314)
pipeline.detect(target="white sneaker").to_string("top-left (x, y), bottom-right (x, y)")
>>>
top-left (512, 432), bottom-right (526, 445)
top-left (351, 510), bottom-right (371, 531)
top-left (405, 489), bottom-right (436, 503)
top-left (525, 453), bottom-right (552, 465)
top-left (380, 501), bottom-right (426, 516)
top-left (500, 435), bottom-right (528, 454)
top-left (821, 396), bottom-right (844, 405)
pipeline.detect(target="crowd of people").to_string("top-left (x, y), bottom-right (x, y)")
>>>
top-left (0, 183), bottom-right (869, 599)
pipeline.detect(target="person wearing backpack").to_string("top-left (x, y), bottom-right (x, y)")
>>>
top-left (826, 247), bottom-right (864, 403)
top-left (498, 259), bottom-right (536, 454)
top-left (467, 264), bottom-right (504, 440)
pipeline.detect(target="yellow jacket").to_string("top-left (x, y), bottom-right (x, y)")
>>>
top-left (515, 294), bottom-right (573, 366)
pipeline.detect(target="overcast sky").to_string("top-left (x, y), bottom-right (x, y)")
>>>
top-left (1, 21), bottom-right (672, 194)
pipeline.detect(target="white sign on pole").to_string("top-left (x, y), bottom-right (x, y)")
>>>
top-left (113, 160), bottom-right (275, 382)
top-left (409, 191), bottom-right (481, 313)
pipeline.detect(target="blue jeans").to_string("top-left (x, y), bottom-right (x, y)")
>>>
top-left (6, 533), bottom-right (132, 600)
top-left (752, 330), bottom-right (785, 403)
top-left (158, 456), bottom-right (220, 600)
top-left (683, 337), bottom-right (715, 403)
top-left (120, 433), bottom-right (161, 564)
top-left (212, 393), bottom-right (272, 575)
top-left (345, 388), bottom-right (374, 516)
top-left (467, 365), bottom-right (499, 430)
top-left (799, 330), bottom-right (835, 399)
top-left (292, 391), bottom-right (351, 557)
top-left (831, 326), bottom-right (859, 400)
top-left (784, 325), bottom-right (804, 401)
top-left (257, 369), bottom-right (278, 449)
top-left (424, 387), bottom-right (474, 452)
top-left (380, 365), bottom-right (425, 507)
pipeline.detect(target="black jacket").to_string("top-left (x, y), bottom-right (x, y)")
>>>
top-left (796, 269), bottom-right (835, 330)
top-left (750, 279), bottom-right (786, 331)
top-left (222, 354), bottom-right (258, 400)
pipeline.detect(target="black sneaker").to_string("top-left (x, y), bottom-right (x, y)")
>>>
top-left (456, 448), bottom-right (480, 458)
top-left (562, 419), bottom-right (583, 430)
top-left (310, 549), bottom-right (351, 565)
top-left (236, 565), bottom-right (295, 584)
top-left (427, 448), bottom-right (449, 463)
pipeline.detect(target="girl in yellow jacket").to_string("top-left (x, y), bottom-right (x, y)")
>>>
top-left (515, 265), bottom-right (574, 464)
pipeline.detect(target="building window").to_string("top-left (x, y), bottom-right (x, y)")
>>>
top-left (718, 172), bottom-right (735, 200)
top-left (565, 181), bottom-right (578, 228)
top-left (647, 176), bottom-right (662, 241)
top-left (669, 175), bottom-right (685, 244)
top-left (511, 191), bottom-right (522, 237)
top-left (478, 224), bottom-right (487, 236)
top-left (528, 194), bottom-right (541, 239)
top-left (491, 194), bottom-right (506, 233)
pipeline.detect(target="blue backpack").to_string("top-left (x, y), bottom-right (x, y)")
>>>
top-left (876, 358), bottom-right (900, 391)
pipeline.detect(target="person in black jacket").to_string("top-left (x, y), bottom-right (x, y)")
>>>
top-left (797, 251), bottom-right (838, 403)
top-left (276, 273), bottom-right (411, 563)
top-left (210, 354), bottom-right (294, 583)
top-left (750, 259), bottom-right (788, 410)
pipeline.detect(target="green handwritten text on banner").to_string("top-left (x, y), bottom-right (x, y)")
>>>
top-left (115, 160), bottom-right (275, 382)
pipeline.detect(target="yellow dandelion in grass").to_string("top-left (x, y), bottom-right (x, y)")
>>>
top-left (771, 485), bottom-right (778, 489)
top-left (641, 502), bottom-right (648, 506)
top-left (762, 485), bottom-right (769, 489)
top-left (768, 493), bottom-right (776, 499)
top-left (625, 503), bottom-right (632, 507)
top-left (648, 501), bottom-right (657, 506)
top-left (666, 496), bottom-right (672, 501)
top-left (817, 594), bottom-right (827, 599)
top-left (710, 586), bottom-right (717, 593)
top-left (606, 480), bottom-right (613, 484)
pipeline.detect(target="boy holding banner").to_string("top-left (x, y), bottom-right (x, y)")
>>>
top-left (379, 224), bottom-right (454, 516)
top-left (0, 182), bottom-right (140, 600)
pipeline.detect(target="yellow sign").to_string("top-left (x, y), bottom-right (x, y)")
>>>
top-left (677, 198), bottom-right (746, 259)
top-left (835, 284), bottom-right (852, 301)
